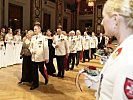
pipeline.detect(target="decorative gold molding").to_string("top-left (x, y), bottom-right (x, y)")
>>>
top-left (30, 0), bottom-right (42, 28)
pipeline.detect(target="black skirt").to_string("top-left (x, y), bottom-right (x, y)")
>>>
top-left (21, 56), bottom-right (32, 82)
top-left (45, 39), bottom-right (56, 75)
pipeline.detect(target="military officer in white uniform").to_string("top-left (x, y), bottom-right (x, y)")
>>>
top-left (29, 25), bottom-right (49, 90)
top-left (90, 32), bottom-right (98, 59)
top-left (75, 30), bottom-right (83, 66)
top-left (82, 31), bottom-right (90, 62)
top-left (67, 30), bottom-right (77, 70)
top-left (97, 0), bottom-right (133, 99)
top-left (53, 28), bottom-right (69, 78)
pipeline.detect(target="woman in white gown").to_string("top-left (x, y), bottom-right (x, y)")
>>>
top-left (0, 38), bottom-right (6, 68)
top-left (14, 29), bottom-right (22, 64)
top-left (5, 28), bottom-right (14, 66)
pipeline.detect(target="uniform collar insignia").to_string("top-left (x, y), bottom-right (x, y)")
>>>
top-left (112, 47), bottom-right (122, 60)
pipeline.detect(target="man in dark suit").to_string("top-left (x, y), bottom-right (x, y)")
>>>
top-left (98, 33), bottom-right (105, 49)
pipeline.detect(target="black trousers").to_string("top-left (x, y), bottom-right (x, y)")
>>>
top-left (45, 58), bottom-right (56, 75)
top-left (91, 48), bottom-right (96, 59)
top-left (67, 53), bottom-right (76, 70)
top-left (56, 56), bottom-right (65, 77)
top-left (32, 61), bottom-right (47, 87)
top-left (76, 51), bottom-right (81, 66)
top-left (83, 50), bottom-right (90, 62)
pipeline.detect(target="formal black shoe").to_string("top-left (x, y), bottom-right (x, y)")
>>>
top-left (61, 76), bottom-right (64, 78)
top-left (30, 86), bottom-right (38, 90)
top-left (70, 68), bottom-right (73, 70)
top-left (57, 74), bottom-right (61, 77)
top-left (66, 69), bottom-right (69, 71)
top-left (18, 81), bottom-right (23, 84)
top-left (45, 78), bottom-right (48, 85)
top-left (28, 81), bottom-right (32, 84)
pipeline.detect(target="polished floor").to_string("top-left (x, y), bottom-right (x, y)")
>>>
top-left (0, 58), bottom-right (103, 100)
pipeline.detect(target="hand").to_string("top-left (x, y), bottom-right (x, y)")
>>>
top-left (55, 45), bottom-right (59, 48)
top-left (45, 60), bottom-right (49, 64)
top-left (71, 50), bottom-right (75, 52)
top-left (32, 51), bottom-right (36, 55)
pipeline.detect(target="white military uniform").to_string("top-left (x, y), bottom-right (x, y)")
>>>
top-left (68, 36), bottom-right (77, 53)
top-left (53, 34), bottom-right (69, 56)
top-left (76, 35), bottom-right (83, 51)
top-left (29, 33), bottom-right (49, 87)
top-left (83, 35), bottom-right (91, 50)
top-left (97, 35), bottom-right (133, 100)
top-left (67, 36), bottom-right (77, 70)
top-left (29, 34), bottom-right (49, 62)
top-left (82, 35), bottom-right (91, 62)
top-left (90, 36), bottom-right (98, 49)
top-left (53, 34), bottom-right (69, 77)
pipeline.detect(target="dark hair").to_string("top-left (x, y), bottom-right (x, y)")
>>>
top-left (15, 29), bottom-right (21, 35)
top-left (8, 28), bottom-right (12, 32)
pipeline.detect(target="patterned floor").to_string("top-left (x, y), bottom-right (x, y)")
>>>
top-left (0, 58), bottom-right (103, 100)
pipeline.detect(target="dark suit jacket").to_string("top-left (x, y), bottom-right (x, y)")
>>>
top-left (98, 36), bottom-right (105, 49)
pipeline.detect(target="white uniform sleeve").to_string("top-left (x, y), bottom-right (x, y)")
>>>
top-left (43, 39), bottom-right (49, 61)
top-left (52, 36), bottom-right (57, 48)
top-left (112, 63), bottom-right (133, 100)
top-left (73, 38), bottom-right (78, 51)
top-left (65, 39), bottom-right (70, 54)
top-left (96, 37), bottom-right (98, 48)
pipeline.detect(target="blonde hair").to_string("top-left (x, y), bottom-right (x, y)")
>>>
top-left (46, 30), bottom-right (52, 36)
top-left (76, 30), bottom-right (81, 35)
top-left (28, 30), bottom-right (34, 36)
top-left (104, 0), bottom-right (133, 27)
top-left (62, 31), bottom-right (67, 35)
